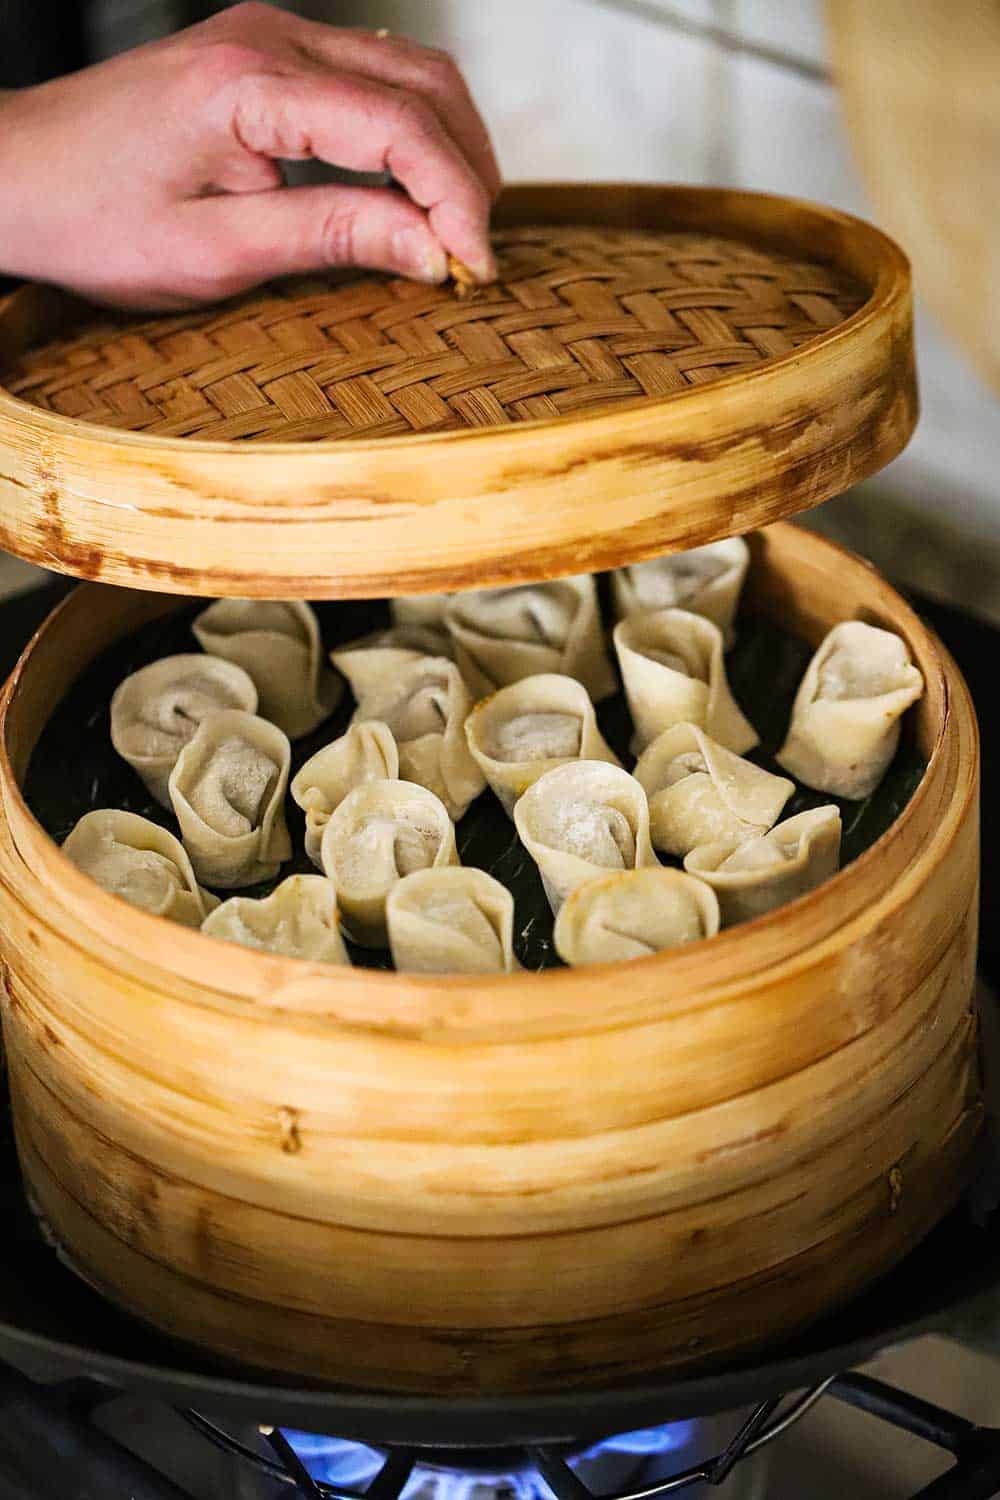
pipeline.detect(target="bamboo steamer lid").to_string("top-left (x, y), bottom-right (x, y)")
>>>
top-left (0, 183), bottom-right (916, 597)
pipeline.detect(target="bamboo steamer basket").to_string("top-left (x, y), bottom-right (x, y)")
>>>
top-left (0, 183), bottom-right (917, 597)
top-left (0, 523), bottom-right (981, 1394)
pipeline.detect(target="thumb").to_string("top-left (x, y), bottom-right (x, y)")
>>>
top-left (179, 183), bottom-right (450, 298)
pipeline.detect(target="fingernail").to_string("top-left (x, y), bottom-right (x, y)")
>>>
top-left (393, 229), bottom-right (448, 283)
top-left (469, 247), bottom-right (498, 284)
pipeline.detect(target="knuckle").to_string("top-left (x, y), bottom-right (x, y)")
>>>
top-left (390, 88), bottom-right (438, 141)
top-left (317, 205), bottom-right (357, 268)
top-left (226, 1), bottom-right (278, 26)
top-left (194, 38), bottom-right (266, 84)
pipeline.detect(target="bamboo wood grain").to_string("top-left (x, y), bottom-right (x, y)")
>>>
top-left (0, 524), bottom-right (981, 1391)
top-left (0, 186), bottom-right (916, 597)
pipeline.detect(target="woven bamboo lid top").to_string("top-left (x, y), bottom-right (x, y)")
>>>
top-left (0, 185), bottom-right (915, 598)
top-left (4, 225), bottom-right (866, 442)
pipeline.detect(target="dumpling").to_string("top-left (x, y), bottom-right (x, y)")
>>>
top-left (110, 654), bottom-right (258, 807)
top-left (612, 537), bottom-right (750, 643)
top-left (202, 874), bottom-right (350, 966)
top-left (168, 709), bottom-right (292, 889)
top-left (513, 761), bottom-right (658, 916)
top-left (685, 805), bottom-right (842, 926)
top-left (291, 721), bottom-right (399, 869)
top-left (321, 779), bottom-right (459, 947)
top-left (391, 594), bottom-right (450, 628)
top-left (634, 722), bottom-right (793, 857)
top-left (777, 621), bottom-right (924, 799)
top-left (445, 576), bottom-right (616, 702)
top-left (465, 673), bottom-right (621, 816)
top-left (192, 600), bottom-right (340, 739)
top-left (554, 868), bottom-right (720, 966)
top-left (62, 810), bottom-right (217, 927)
top-left (330, 649), bottom-right (485, 820)
top-left (386, 867), bottom-right (519, 974)
top-left (613, 608), bottom-right (757, 754)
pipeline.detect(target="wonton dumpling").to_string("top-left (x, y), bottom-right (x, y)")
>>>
top-left (391, 594), bottom-right (450, 628)
top-left (445, 576), bottom-right (616, 702)
top-left (613, 608), bottom-right (757, 755)
top-left (192, 600), bottom-right (340, 739)
top-left (321, 779), bottom-right (459, 947)
top-left (202, 874), bottom-right (350, 966)
top-left (513, 761), bottom-right (658, 916)
top-left (612, 537), bottom-right (750, 643)
top-left (110, 654), bottom-right (258, 807)
top-left (331, 649), bottom-right (485, 820)
top-left (62, 810), bottom-right (217, 927)
top-left (386, 867), bottom-right (519, 975)
top-left (465, 673), bottom-right (621, 816)
top-left (684, 805), bottom-right (842, 926)
top-left (291, 720), bottom-right (399, 869)
top-left (777, 621), bottom-right (924, 800)
top-left (168, 710), bottom-right (292, 889)
top-left (554, 868), bottom-right (719, 967)
top-left (634, 722), bottom-right (793, 857)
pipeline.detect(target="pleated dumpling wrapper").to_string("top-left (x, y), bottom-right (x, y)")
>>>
top-left (391, 594), bottom-right (450, 628)
top-left (614, 608), bottom-right (758, 755)
top-left (513, 761), bottom-right (658, 916)
top-left (331, 648), bottom-right (485, 821)
top-left (685, 805), bottom-right (842, 927)
top-left (291, 720), bottom-right (399, 869)
top-left (777, 621), bottom-right (924, 800)
top-left (62, 809), bottom-right (218, 928)
top-left (612, 537), bottom-right (750, 644)
top-left (387, 867), bottom-right (519, 975)
top-left (168, 709), bottom-right (292, 889)
top-left (554, 867), bottom-right (720, 967)
top-left (321, 779), bottom-right (459, 947)
top-left (110, 653), bottom-right (258, 807)
top-left (192, 600), bottom-right (340, 739)
top-left (634, 722), bottom-right (793, 857)
top-left (465, 673), bottom-right (621, 817)
top-left (445, 577), bottom-right (616, 702)
top-left (202, 874), bottom-right (350, 966)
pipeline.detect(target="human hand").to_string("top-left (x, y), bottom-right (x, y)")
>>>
top-left (0, 2), bottom-right (501, 309)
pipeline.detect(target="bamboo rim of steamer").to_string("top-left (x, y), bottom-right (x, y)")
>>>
top-left (0, 524), bottom-right (977, 1045)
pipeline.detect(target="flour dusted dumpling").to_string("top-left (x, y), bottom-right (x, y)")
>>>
top-left (386, 868), bottom-right (519, 974)
top-left (614, 608), bottom-right (757, 754)
top-left (445, 577), bottom-right (616, 702)
top-left (331, 648), bottom-right (485, 820)
top-left (110, 654), bottom-right (258, 807)
top-left (321, 779), bottom-right (458, 947)
top-left (392, 594), bottom-right (450, 628)
top-left (291, 721), bottom-right (399, 869)
top-left (554, 868), bottom-right (719, 966)
top-left (63, 810), bottom-right (217, 927)
top-left (685, 805), bottom-right (842, 926)
top-left (465, 674), bottom-right (621, 816)
top-left (635, 722), bottom-right (793, 857)
top-left (202, 875), bottom-right (350, 966)
top-left (612, 538), bottom-right (750, 643)
top-left (513, 761), bottom-right (658, 916)
top-left (192, 600), bottom-right (340, 739)
top-left (777, 622), bottom-right (924, 799)
top-left (168, 710), bottom-right (291, 889)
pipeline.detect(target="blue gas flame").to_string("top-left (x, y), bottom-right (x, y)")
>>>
top-left (283, 1419), bottom-right (699, 1498)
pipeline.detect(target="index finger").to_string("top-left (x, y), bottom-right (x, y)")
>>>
top-left (288, 21), bottom-right (502, 203)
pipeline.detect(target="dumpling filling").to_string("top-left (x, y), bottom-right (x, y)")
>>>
top-left (548, 799), bottom-right (637, 868)
top-left (627, 554), bottom-right (729, 611)
top-left (417, 893), bottom-right (504, 966)
top-left (338, 815), bottom-right (442, 893)
top-left (131, 674), bottom-right (242, 756)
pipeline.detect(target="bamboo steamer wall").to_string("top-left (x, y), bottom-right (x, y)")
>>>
top-left (0, 524), bottom-right (982, 1394)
